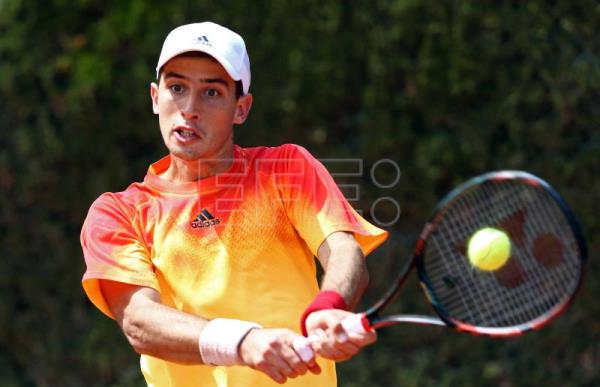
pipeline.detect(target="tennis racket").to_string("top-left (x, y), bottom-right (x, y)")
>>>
top-left (338, 170), bottom-right (586, 338)
top-left (293, 170), bottom-right (586, 361)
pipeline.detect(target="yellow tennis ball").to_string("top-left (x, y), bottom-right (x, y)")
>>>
top-left (467, 228), bottom-right (511, 271)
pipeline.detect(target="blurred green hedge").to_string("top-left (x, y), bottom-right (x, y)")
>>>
top-left (0, 1), bottom-right (598, 386)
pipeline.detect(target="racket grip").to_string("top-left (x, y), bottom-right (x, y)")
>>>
top-left (292, 336), bottom-right (315, 363)
top-left (341, 313), bottom-right (371, 335)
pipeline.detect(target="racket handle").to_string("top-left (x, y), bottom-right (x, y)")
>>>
top-left (292, 336), bottom-right (315, 363)
top-left (341, 313), bottom-right (371, 335)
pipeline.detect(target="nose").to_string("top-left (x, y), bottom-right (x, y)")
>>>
top-left (180, 93), bottom-right (200, 120)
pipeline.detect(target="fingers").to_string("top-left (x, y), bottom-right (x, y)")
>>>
top-left (292, 336), bottom-right (315, 363)
top-left (282, 342), bottom-right (310, 377)
top-left (239, 328), bottom-right (320, 384)
top-left (294, 335), bottom-right (321, 374)
top-left (311, 327), bottom-right (361, 361)
top-left (306, 310), bottom-right (378, 362)
top-left (262, 349), bottom-right (299, 383)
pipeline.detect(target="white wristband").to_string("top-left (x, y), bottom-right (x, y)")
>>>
top-left (199, 318), bottom-right (262, 366)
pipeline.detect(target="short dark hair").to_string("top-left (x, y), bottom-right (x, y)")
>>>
top-left (157, 51), bottom-right (244, 99)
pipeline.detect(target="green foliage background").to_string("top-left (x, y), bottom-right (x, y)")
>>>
top-left (0, 0), bottom-right (598, 386)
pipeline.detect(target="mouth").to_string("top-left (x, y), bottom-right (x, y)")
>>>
top-left (173, 126), bottom-right (201, 142)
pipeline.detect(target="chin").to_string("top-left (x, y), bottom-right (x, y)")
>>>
top-left (167, 146), bottom-right (202, 161)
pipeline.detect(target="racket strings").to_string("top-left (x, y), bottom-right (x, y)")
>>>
top-left (423, 180), bottom-right (582, 328)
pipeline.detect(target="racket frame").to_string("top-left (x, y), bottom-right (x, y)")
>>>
top-left (361, 170), bottom-right (587, 337)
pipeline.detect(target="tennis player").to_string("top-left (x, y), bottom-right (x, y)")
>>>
top-left (80, 21), bottom-right (387, 386)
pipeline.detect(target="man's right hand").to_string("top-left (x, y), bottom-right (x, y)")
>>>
top-left (239, 328), bottom-right (321, 384)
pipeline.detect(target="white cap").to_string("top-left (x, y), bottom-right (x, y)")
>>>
top-left (156, 22), bottom-right (251, 94)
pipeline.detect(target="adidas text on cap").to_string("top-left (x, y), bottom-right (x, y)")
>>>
top-left (156, 22), bottom-right (251, 94)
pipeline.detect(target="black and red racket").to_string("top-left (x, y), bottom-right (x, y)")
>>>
top-left (340, 170), bottom-right (586, 338)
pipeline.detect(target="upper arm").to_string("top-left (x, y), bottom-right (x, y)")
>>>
top-left (275, 145), bottom-right (388, 258)
top-left (99, 279), bottom-right (160, 325)
top-left (81, 194), bottom-right (159, 317)
top-left (316, 231), bottom-right (364, 270)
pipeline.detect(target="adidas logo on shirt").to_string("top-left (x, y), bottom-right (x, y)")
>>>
top-left (191, 209), bottom-right (221, 228)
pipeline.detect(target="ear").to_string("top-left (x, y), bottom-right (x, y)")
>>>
top-left (150, 82), bottom-right (159, 114)
top-left (233, 93), bottom-right (253, 125)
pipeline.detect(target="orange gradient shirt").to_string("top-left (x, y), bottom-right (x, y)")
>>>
top-left (81, 144), bottom-right (388, 387)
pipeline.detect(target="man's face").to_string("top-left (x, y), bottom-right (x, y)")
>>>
top-left (150, 55), bottom-right (252, 161)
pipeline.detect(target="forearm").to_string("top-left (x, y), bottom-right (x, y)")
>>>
top-left (120, 293), bottom-right (208, 364)
top-left (100, 281), bottom-right (209, 364)
top-left (305, 232), bottom-right (376, 361)
top-left (317, 232), bottom-right (369, 310)
top-left (102, 281), bottom-right (315, 383)
top-left (129, 298), bottom-right (322, 383)
top-left (101, 280), bottom-right (318, 383)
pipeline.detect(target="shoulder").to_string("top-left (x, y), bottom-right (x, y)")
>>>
top-left (86, 182), bottom-right (154, 223)
top-left (238, 144), bottom-right (333, 189)
top-left (242, 143), bottom-right (317, 165)
top-left (239, 144), bottom-right (322, 177)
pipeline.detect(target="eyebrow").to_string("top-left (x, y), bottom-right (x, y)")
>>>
top-left (163, 71), bottom-right (229, 87)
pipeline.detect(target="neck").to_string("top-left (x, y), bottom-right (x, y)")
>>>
top-left (162, 144), bottom-right (235, 183)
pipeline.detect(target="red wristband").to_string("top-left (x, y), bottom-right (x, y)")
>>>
top-left (300, 290), bottom-right (348, 336)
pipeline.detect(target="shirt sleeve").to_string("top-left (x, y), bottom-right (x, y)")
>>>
top-left (80, 193), bottom-right (158, 318)
top-left (276, 144), bottom-right (388, 256)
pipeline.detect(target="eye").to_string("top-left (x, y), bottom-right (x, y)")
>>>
top-left (169, 84), bottom-right (184, 94)
top-left (205, 88), bottom-right (220, 97)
